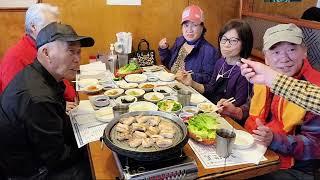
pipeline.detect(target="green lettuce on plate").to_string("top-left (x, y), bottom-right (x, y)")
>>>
top-left (157, 100), bottom-right (182, 112)
top-left (118, 61), bottom-right (141, 74)
top-left (187, 113), bottom-right (219, 139)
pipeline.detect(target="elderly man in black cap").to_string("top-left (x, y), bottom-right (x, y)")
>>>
top-left (0, 22), bottom-right (94, 179)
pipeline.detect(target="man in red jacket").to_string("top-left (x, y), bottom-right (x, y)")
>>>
top-left (0, 3), bottom-right (77, 111)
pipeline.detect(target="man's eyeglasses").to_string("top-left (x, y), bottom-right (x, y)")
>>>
top-left (220, 37), bottom-right (240, 46)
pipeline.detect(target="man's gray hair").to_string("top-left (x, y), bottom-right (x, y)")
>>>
top-left (25, 3), bottom-right (59, 35)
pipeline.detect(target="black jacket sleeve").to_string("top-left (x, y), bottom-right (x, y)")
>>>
top-left (24, 100), bottom-right (81, 171)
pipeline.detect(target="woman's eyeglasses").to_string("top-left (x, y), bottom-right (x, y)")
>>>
top-left (220, 37), bottom-right (240, 46)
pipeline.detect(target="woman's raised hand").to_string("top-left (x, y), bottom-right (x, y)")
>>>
top-left (159, 38), bottom-right (169, 49)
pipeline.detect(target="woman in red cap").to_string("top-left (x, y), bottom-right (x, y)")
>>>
top-left (158, 5), bottom-right (218, 84)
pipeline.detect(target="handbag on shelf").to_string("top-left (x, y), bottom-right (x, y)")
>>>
top-left (135, 39), bottom-right (156, 67)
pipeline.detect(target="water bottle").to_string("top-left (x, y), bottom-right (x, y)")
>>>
top-left (107, 44), bottom-right (118, 74)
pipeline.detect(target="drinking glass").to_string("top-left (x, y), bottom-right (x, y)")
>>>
top-left (177, 89), bottom-right (191, 106)
top-left (215, 128), bottom-right (236, 158)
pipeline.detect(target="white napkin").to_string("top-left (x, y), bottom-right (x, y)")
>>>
top-left (71, 100), bottom-right (94, 116)
top-left (233, 142), bottom-right (267, 164)
top-left (80, 61), bottom-right (106, 75)
top-left (70, 100), bottom-right (97, 126)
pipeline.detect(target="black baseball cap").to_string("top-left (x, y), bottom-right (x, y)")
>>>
top-left (36, 22), bottom-right (95, 49)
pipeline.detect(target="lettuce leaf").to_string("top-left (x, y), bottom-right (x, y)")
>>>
top-left (187, 113), bottom-right (219, 139)
top-left (118, 61), bottom-right (141, 74)
top-left (172, 102), bottom-right (182, 111)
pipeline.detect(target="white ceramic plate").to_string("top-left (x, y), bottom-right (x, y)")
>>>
top-left (143, 65), bottom-right (163, 72)
top-left (125, 74), bottom-right (147, 83)
top-left (78, 78), bottom-right (99, 88)
top-left (147, 75), bottom-right (159, 82)
top-left (119, 83), bottom-right (138, 90)
top-left (182, 106), bottom-right (199, 115)
top-left (138, 82), bottom-right (156, 92)
top-left (157, 100), bottom-right (182, 113)
top-left (83, 84), bottom-right (103, 94)
top-left (104, 88), bottom-right (124, 98)
top-left (128, 101), bottom-right (158, 112)
top-left (92, 95), bottom-right (110, 107)
top-left (153, 86), bottom-right (173, 96)
top-left (234, 130), bottom-right (254, 149)
top-left (143, 92), bottom-right (165, 102)
top-left (190, 94), bottom-right (206, 105)
top-left (125, 88), bottom-right (145, 97)
top-left (197, 102), bottom-right (218, 113)
top-left (163, 96), bottom-right (178, 101)
top-left (115, 95), bottom-right (137, 105)
top-left (179, 112), bottom-right (194, 122)
top-left (158, 72), bottom-right (175, 82)
top-left (95, 107), bottom-right (114, 122)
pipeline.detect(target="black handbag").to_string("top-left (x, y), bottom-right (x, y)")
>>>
top-left (135, 39), bottom-right (156, 67)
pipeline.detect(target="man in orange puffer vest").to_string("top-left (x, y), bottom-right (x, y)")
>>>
top-left (245, 23), bottom-right (320, 179)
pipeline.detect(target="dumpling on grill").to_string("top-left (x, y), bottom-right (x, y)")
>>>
top-left (132, 123), bottom-right (147, 132)
top-left (142, 138), bottom-right (155, 148)
top-left (133, 131), bottom-right (147, 139)
top-left (145, 126), bottom-right (160, 137)
top-left (146, 116), bottom-right (160, 126)
top-left (115, 123), bottom-right (130, 133)
top-left (116, 132), bottom-right (132, 141)
top-left (150, 134), bottom-right (163, 139)
top-left (136, 116), bottom-right (149, 124)
top-left (156, 138), bottom-right (173, 148)
top-left (128, 138), bottom-right (142, 148)
top-left (158, 121), bottom-right (174, 131)
top-left (159, 129), bottom-right (175, 139)
top-left (120, 116), bottom-right (135, 126)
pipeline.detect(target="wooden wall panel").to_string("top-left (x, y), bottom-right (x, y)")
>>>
top-left (252, 0), bottom-right (317, 19)
top-left (0, 11), bottom-right (25, 58)
top-left (0, 0), bottom-right (188, 64)
top-left (0, 0), bottom-right (240, 64)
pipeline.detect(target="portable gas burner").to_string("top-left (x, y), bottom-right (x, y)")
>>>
top-left (113, 150), bottom-right (198, 180)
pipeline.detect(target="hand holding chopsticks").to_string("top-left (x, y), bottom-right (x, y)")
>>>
top-left (185, 70), bottom-right (194, 75)
top-left (175, 70), bottom-right (193, 86)
top-left (216, 97), bottom-right (236, 112)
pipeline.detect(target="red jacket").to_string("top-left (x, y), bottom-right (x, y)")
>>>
top-left (0, 34), bottom-right (76, 101)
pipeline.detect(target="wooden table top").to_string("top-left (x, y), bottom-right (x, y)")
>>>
top-left (77, 81), bottom-right (279, 179)
top-left (87, 115), bottom-right (280, 179)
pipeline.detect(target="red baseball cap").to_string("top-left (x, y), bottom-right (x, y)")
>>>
top-left (181, 5), bottom-right (204, 24)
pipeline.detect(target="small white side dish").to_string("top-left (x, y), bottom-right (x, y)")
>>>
top-left (104, 88), bottom-right (124, 98)
top-left (128, 101), bottom-right (158, 112)
top-left (233, 130), bottom-right (254, 149)
top-left (143, 92), bottom-right (164, 102)
top-left (78, 78), bottom-right (99, 88)
top-left (158, 72), bottom-right (175, 82)
top-left (92, 95), bottom-right (110, 107)
top-left (125, 88), bottom-right (145, 98)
